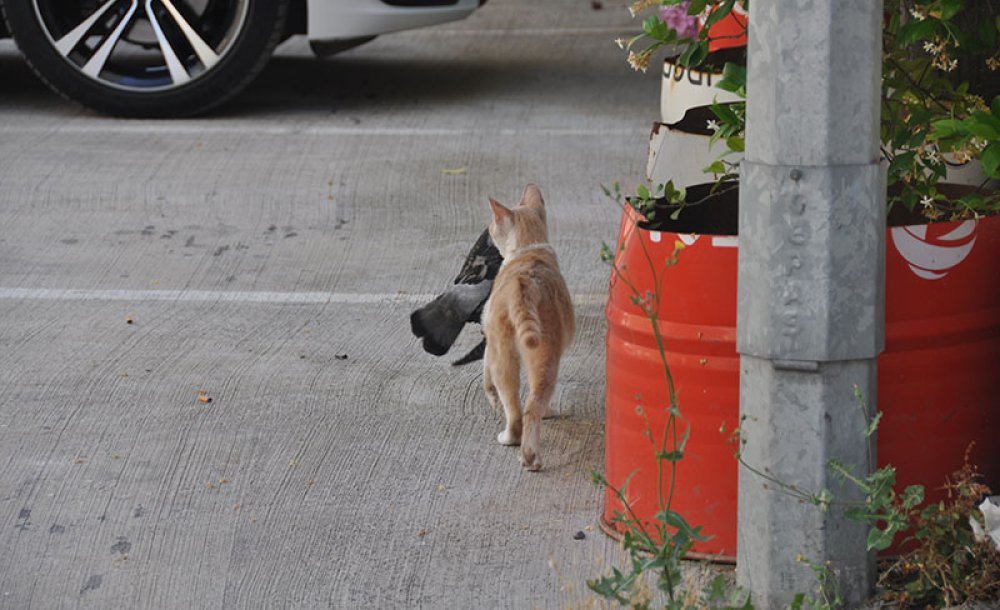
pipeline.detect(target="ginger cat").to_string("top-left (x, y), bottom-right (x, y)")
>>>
top-left (482, 185), bottom-right (575, 471)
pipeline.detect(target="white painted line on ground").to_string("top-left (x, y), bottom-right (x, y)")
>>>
top-left (412, 27), bottom-right (636, 36)
top-left (0, 287), bottom-right (425, 304)
top-left (0, 287), bottom-right (607, 306)
top-left (0, 124), bottom-right (639, 137)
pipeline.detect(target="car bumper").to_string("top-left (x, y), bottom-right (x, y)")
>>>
top-left (307, 0), bottom-right (481, 40)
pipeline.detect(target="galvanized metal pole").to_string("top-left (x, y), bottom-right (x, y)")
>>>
top-left (736, 1), bottom-right (884, 608)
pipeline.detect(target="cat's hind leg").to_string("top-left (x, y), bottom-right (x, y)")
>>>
top-left (485, 339), bottom-right (522, 446)
top-left (519, 350), bottom-right (559, 472)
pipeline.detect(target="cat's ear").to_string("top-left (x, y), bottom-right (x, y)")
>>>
top-left (489, 197), bottom-right (513, 224)
top-left (521, 184), bottom-right (544, 208)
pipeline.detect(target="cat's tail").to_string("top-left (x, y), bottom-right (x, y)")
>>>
top-left (513, 277), bottom-right (541, 349)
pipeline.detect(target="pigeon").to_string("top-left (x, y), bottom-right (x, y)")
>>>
top-left (410, 228), bottom-right (503, 365)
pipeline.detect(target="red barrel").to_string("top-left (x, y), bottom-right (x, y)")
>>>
top-left (698, 3), bottom-right (747, 53)
top-left (603, 206), bottom-right (1000, 561)
top-left (881, 218), bottom-right (1000, 517)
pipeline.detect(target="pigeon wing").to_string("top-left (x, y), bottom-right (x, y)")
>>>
top-left (410, 280), bottom-right (493, 356)
top-left (453, 229), bottom-right (503, 285)
top-left (411, 227), bottom-right (503, 358)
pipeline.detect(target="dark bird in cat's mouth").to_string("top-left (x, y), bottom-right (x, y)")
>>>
top-left (410, 229), bottom-right (502, 365)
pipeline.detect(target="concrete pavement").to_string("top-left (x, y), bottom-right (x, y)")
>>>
top-left (0, 2), bottom-right (691, 608)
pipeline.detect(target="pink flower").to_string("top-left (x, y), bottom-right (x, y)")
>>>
top-left (658, 2), bottom-right (699, 40)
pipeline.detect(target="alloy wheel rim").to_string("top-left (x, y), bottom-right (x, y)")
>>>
top-left (32, 0), bottom-right (250, 92)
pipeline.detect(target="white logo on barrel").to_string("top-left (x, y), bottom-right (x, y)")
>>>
top-left (890, 221), bottom-right (978, 280)
top-left (675, 234), bottom-right (737, 248)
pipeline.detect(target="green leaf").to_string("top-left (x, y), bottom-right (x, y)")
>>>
top-left (636, 183), bottom-right (649, 199)
top-left (901, 485), bottom-right (925, 510)
top-left (678, 40), bottom-right (709, 68)
top-left (641, 15), bottom-right (657, 33)
top-left (678, 423), bottom-right (691, 452)
top-left (705, 160), bottom-right (727, 174)
top-left (703, 573), bottom-right (728, 601)
top-left (975, 108), bottom-right (1000, 128)
top-left (656, 509), bottom-right (712, 542)
top-left (930, 118), bottom-right (962, 140)
top-left (980, 18), bottom-right (998, 47)
top-left (897, 18), bottom-right (940, 46)
top-left (966, 112), bottom-right (1000, 140)
top-left (702, 0), bottom-right (737, 34)
top-left (982, 142), bottom-right (1000, 178)
top-left (717, 61), bottom-right (747, 94)
top-left (827, 457), bottom-right (849, 480)
top-left (906, 128), bottom-right (928, 149)
top-left (643, 15), bottom-right (667, 39)
top-left (726, 136), bottom-right (745, 153)
top-left (888, 150), bottom-right (917, 176)
top-left (688, 0), bottom-right (709, 15)
top-left (939, 0), bottom-right (963, 20)
top-left (710, 102), bottom-right (739, 126)
top-left (865, 411), bottom-right (882, 437)
top-left (867, 526), bottom-right (895, 551)
top-left (790, 593), bottom-right (807, 610)
top-left (909, 107), bottom-right (934, 126)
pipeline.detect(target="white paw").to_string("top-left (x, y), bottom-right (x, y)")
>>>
top-left (497, 429), bottom-right (520, 446)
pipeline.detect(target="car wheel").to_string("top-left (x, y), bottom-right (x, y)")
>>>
top-left (2, 0), bottom-right (287, 117)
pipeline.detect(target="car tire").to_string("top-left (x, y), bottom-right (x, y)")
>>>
top-left (1, 0), bottom-right (288, 117)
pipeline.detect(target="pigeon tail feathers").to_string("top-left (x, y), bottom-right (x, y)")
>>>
top-left (451, 339), bottom-right (486, 366)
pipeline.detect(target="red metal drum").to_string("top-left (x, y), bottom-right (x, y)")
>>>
top-left (701, 4), bottom-right (747, 53)
top-left (604, 205), bottom-right (741, 560)
top-left (881, 218), bottom-right (1000, 515)
top-left (603, 207), bottom-right (1000, 561)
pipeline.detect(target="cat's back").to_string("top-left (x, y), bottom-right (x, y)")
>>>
top-left (496, 247), bottom-right (568, 295)
top-left (494, 247), bottom-right (574, 341)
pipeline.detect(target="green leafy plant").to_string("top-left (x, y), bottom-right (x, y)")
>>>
top-left (618, 0), bottom-right (1000, 220)
top-left (728, 387), bottom-right (1000, 608)
top-left (932, 95), bottom-right (1000, 178)
top-left (875, 449), bottom-right (1000, 608)
top-left (789, 557), bottom-right (843, 610)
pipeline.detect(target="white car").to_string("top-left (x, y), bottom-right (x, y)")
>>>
top-left (0, 0), bottom-right (484, 117)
